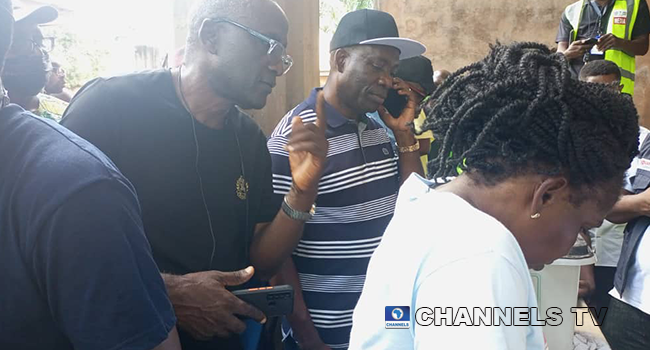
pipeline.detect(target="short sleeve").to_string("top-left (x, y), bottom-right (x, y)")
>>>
top-left (31, 178), bottom-right (176, 350)
top-left (632, 0), bottom-right (650, 38)
top-left (413, 254), bottom-right (536, 350)
top-left (267, 114), bottom-right (295, 201)
top-left (556, 12), bottom-right (573, 43)
top-left (61, 78), bottom-right (122, 164)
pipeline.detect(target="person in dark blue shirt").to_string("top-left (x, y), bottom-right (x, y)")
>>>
top-left (0, 2), bottom-right (181, 349)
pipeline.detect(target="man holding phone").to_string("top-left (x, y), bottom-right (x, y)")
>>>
top-left (267, 9), bottom-right (425, 350)
top-left (62, 0), bottom-right (328, 349)
top-left (556, 0), bottom-right (650, 95)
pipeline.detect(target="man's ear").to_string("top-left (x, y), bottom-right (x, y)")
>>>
top-left (332, 49), bottom-right (349, 73)
top-left (198, 18), bottom-right (220, 55)
top-left (530, 177), bottom-right (569, 215)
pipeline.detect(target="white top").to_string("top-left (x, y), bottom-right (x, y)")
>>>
top-left (609, 126), bottom-right (650, 315)
top-left (612, 232), bottom-right (650, 315)
top-left (593, 220), bottom-right (626, 267)
top-left (349, 174), bottom-right (545, 350)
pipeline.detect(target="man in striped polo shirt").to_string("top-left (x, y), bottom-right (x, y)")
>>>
top-left (268, 9), bottom-right (426, 350)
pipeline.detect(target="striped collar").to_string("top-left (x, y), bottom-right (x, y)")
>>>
top-left (306, 88), bottom-right (371, 129)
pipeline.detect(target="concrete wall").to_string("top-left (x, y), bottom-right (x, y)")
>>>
top-left (377, 0), bottom-right (650, 126)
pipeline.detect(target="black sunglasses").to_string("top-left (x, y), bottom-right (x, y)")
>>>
top-left (210, 17), bottom-right (293, 76)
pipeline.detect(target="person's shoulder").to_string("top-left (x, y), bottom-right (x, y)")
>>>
top-left (397, 177), bottom-right (517, 252)
top-left (1, 105), bottom-right (136, 218)
top-left (3, 105), bottom-right (126, 184)
top-left (73, 69), bottom-right (172, 102)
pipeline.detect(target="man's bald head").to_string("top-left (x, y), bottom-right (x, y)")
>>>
top-left (183, 0), bottom-right (289, 110)
top-left (186, 0), bottom-right (284, 50)
top-left (433, 69), bottom-right (451, 86)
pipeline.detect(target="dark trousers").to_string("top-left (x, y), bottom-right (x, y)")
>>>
top-left (602, 298), bottom-right (650, 350)
top-left (589, 266), bottom-right (616, 312)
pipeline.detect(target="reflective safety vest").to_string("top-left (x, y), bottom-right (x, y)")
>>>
top-left (565, 0), bottom-right (640, 95)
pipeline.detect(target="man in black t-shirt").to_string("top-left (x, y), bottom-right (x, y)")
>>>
top-left (556, 0), bottom-right (650, 95)
top-left (62, 0), bottom-right (328, 349)
top-left (0, 1), bottom-right (181, 349)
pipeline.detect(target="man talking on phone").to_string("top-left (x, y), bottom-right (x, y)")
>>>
top-left (556, 0), bottom-right (650, 95)
top-left (267, 9), bottom-right (424, 350)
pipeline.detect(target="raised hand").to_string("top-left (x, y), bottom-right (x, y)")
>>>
top-left (286, 91), bottom-right (329, 195)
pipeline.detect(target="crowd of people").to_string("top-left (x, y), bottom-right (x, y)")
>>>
top-left (1, 0), bottom-right (650, 349)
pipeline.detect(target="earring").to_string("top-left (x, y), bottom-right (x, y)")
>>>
top-left (530, 213), bottom-right (541, 219)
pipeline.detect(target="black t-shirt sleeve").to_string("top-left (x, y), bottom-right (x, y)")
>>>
top-left (632, 0), bottom-right (650, 38)
top-left (61, 78), bottom-right (122, 164)
top-left (255, 132), bottom-right (282, 224)
top-left (32, 178), bottom-right (176, 350)
top-left (557, 12), bottom-right (573, 43)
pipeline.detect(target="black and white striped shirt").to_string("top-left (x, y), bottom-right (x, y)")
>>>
top-left (268, 88), bottom-right (399, 349)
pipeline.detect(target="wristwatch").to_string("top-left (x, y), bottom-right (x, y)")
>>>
top-left (282, 196), bottom-right (316, 221)
top-left (398, 141), bottom-right (420, 153)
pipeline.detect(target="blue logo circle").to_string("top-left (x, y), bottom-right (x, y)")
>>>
top-left (391, 307), bottom-right (404, 320)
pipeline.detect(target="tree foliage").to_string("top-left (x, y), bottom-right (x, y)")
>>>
top-left (42, 27), bottom-right (110, 90)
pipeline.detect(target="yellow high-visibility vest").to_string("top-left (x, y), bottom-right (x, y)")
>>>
top-left (565, 0), bottom-right (640, 95)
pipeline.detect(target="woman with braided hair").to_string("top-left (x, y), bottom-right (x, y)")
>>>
top-left (349, 42), bottom-right (639, 349)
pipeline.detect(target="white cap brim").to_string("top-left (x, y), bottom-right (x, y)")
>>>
top-left (359, 37), bottom-right (426, 59)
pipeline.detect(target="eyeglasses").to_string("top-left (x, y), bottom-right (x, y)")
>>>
top-left (210, 18), bottom-right (293, 76)
top-left (42, 37), bottom-right (55, 53)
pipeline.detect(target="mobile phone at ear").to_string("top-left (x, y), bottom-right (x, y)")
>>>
top-left (383, 88), bottom-right (408, 118)
top-left (233, 285), bottom-right (294, 317)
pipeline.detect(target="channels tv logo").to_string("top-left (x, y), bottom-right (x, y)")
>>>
top-left (385, 306), bottom-right (411, 329)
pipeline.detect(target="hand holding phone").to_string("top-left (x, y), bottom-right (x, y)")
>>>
top-left (233, 285), bottom-right (294, 317)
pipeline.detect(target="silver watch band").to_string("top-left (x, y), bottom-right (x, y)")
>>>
top-left (282, 196), bottom-right (316, 221)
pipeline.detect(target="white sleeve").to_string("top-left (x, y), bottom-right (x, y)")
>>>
top-left (413, 253), bottom-right (532, 350)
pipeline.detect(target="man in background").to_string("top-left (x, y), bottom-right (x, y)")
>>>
top-left (577, 59), bottom-right (641, 317)
top-left (556, 0), bottom-right (650, 95)
top-left (2, 5), bottom-right (68, 121)
top-left (0, 1), bottom-right (181, 349)
top-left (368, 56), bottom-right (435, 174)
top-left (433, 69), bottom-right (450, 87)
top-left (45, 60), bottom-right (73, 102)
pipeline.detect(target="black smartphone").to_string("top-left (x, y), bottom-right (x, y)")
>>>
top-left (233, 285), bottom-right (294, 317)
top-left (383, 89), bottom-right (408, 118)
top-left (583, 37), bottom-right (598, 46)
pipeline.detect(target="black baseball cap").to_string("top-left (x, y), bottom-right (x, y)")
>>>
top-left (330, 9), bottom-right (425, 59)
top-left (14, 5), bottom-right (57, 27)
top-left (396, 56), bottom-right (435, 94)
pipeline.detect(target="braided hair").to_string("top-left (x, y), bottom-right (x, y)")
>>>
top-left (422, 42), bottom-right (639, 194)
